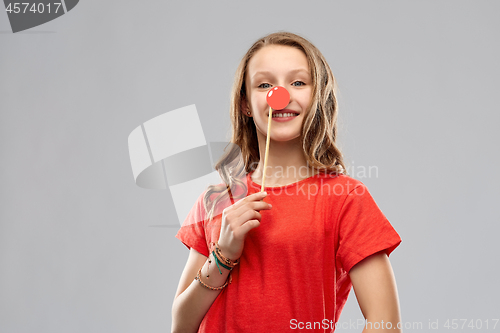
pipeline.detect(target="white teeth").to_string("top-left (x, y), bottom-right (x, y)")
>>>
top-left (271, 113), bottom-right (298, 118)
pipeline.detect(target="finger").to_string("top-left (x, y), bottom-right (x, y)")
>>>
top-left (249, 200), bottom-right (272, 211)
top-left (231, 199), bottom-right (270, 224)
top-left (228, 209), bottom-right (261, 229)
top-left (239, 209), bottom-right (262, 224)
top-left (231, 191), bottom-right (268, 210)
top-left (238, 219), bottom-right (261, 235)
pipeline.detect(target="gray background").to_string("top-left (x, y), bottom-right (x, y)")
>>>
top-left (1, 1), bottom-right (499, 332)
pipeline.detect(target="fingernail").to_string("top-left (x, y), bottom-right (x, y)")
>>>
top-left (263, 191), bottom-right (267, 195)
top-left (268, 204), bottom-right (272, 208)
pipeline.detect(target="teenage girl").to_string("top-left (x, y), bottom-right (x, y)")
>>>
top-left (171, 31), bottom-right (402, 333)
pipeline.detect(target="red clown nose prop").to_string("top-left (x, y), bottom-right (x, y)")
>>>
top-left (260, 86), bottom-right (291, 191)
top-left (266, 86), bottom-right (290, 110)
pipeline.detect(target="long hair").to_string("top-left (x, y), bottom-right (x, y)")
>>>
top-left (203, 31), bottom-right (348, 223)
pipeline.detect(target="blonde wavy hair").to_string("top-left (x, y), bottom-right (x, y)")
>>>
top-left (203, 31), bottom-right (348, 223)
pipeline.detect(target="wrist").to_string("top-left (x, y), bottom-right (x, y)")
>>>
top-left (216, 242), bottom-right (239, 261)
top-left (213, 242), bottom-right (240, 268)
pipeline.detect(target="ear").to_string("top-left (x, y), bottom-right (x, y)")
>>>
top-left (241, 96), bottom-right (251, 117)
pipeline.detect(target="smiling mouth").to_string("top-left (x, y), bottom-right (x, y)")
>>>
top-left (269, 113), bottom-right (299, 118)
top-left (267, 109), bottom-right (300, 117)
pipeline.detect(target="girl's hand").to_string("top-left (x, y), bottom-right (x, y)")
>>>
top-left (217, 191), bottom-right (272, 260)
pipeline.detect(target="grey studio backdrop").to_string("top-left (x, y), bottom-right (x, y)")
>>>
top-left (1, 1), bottom-right (499, 332)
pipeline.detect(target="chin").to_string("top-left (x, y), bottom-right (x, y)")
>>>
top-left (270, 134), bottom-right (301, 142)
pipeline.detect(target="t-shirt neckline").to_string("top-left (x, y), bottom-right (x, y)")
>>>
top-left (247, 170), bottom-right (322, 190)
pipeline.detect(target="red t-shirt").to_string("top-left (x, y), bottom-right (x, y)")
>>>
top-left (175, 171), bottom-right (402, 332)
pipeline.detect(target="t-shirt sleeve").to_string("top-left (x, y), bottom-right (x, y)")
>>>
top-left (175, 191), bottom-right (210, 257)
top-left (336, 183), bottom-right (402, 273)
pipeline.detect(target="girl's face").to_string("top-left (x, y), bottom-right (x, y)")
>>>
top-left (243, 45), bottom-right (312, 142)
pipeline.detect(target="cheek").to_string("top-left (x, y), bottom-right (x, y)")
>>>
top-left (251, 95), bottom-right (266, 110)
top-left (298, 90), bottom-right (313, 106)
top-left (301, 87), bottom-right (313, 99)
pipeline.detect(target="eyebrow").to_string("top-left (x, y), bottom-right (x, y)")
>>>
top-left (251, 68), bottom-right (310, 80)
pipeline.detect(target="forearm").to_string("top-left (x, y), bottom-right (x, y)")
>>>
top-left (361, 316), bottom-right (402, 333)
top-left (349, 252), bottom-right (403, 333)
top-left (360, 297), bottom-right (402, 333)
top-left (171, 253), bottom-right (231, 333)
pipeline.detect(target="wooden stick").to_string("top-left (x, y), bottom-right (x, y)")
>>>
top-left (261, 106), bottom-right (272, 192)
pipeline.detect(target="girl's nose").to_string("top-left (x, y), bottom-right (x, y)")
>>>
top-left (267, 86), bottom-right (290, 110)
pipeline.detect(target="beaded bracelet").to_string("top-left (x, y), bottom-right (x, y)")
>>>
top-left (205, 249), bottom-right (234, 283)
top-left (213, 242), bottom-right (240, 268)
top-left (212, 250), bottom-right (233, 271)
top-left (206, 251), bottom-right (231, 280)
top-left (194, 267), bottom-right (231, 291)
top-left (203, 242), bottom-right (239, 283)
